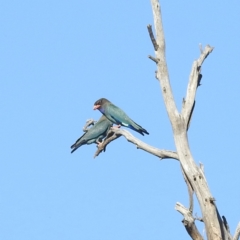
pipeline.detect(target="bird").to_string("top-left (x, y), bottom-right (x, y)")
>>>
top-left (93, 98), bottom-right (149, 136)
top-left (70, 115), bottom-right (112, 153)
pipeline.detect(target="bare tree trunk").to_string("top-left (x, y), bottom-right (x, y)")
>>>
top-left (149, 0), bottom-right (236, 239)
top-left (91, 0), bottom-right (240, 239)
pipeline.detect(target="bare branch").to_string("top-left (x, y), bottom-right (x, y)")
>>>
top-left (94, 128), bottom-right (179, 160)
top-left (182, 45), bottom-right (214, 128)
top-left (175, 202), bottom-right (204, 240)
top-left (197, 45), bottom-right (214, 66)
top-left (150, 0), bottom-right (179, 122)
top-left (233, 222), bottom-right (240, 240)
top-left (194, 214), bottom-right (204, 222)
top-left (83, 119), bottom-right (96, 132)
top-left (147, 24), bottom-right (159, 51)
top-left (94, 130), bottom-right (121, 158)
top-left (148, 55), bottom-right (159, 63)
top-left (222, 216), bottom-right (230, 234)
top-left (181, 165), bottom-right (194, 212)
top-left (149, 2), bottom-right (224, 240)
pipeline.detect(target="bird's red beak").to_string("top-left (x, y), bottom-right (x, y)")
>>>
top-left (93, 105), bottom-right (100, 110)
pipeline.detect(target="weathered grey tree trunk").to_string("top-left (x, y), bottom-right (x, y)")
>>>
top-left (90, 0), bottom-right (240, 239)
top-left (149, 1), bottom-right (240, 239)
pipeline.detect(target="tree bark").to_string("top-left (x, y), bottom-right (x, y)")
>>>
top-left (149, 0), bottom-right (228, 239)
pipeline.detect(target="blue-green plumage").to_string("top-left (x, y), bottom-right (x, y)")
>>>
top-left (70, 115), bottom-right (112, 153)
top-left (93, 98), bottom-right (149, 136)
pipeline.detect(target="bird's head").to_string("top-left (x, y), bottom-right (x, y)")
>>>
top-left (93, 98), bottom-right (110, 110)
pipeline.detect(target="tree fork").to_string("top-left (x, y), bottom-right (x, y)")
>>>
top-left (149, 0), bottom-right (229, 239)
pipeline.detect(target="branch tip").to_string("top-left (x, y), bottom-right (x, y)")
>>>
top-left (148, 55), bottom-right (159, 63)
top-left (199, 43), bottom-right (203, 53)
top-left (147, 24), bottom-right (159, 51)
top-left (182, 44), bottom-right (214, 128)
top-left (83, 119), bottom-right (95, 132)
top-left (199, 162), bottom-right (204, 173)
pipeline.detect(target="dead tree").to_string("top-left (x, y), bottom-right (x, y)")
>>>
top-left (82, 0), bottom-right (240, 239)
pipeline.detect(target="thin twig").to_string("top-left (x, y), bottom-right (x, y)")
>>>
top-left (194, 214), bottom-right (204, 222)
top-left (148, 55), bottom-right (159, 63)
top-left (147, 24), bottom-right (159, 51)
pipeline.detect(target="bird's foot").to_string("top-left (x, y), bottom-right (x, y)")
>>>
top-left (96, 141), bottom-right (103, 148)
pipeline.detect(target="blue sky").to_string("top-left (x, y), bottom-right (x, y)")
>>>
top-left (0, 0), bottom-right (240, 239)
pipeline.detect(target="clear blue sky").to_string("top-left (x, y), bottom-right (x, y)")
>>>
top-left (1, 1), bottom-right (239, 239)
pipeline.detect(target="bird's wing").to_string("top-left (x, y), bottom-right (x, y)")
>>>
top-left (106, 103), bottom-right (149, 135)
top-left (71, 120), bottom-right (111, 153)
top-left (84, 119), bottom-right (111, 140)
top-left (106, 103), bottom-right (132, 126)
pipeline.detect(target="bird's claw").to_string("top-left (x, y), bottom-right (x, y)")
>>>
top-left (97, 141), bottom-right (103, 148)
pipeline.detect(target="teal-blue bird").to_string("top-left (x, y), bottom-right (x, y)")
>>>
top-left (93, 98), bottom-right (149, 136)
top-left (70, 115), bottom-right (112, 153)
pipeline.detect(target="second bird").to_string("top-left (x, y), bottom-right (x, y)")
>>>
top-left (93, 98), bottom-right (149, 136)
top-left (70, 115), bottom-right (112, 153)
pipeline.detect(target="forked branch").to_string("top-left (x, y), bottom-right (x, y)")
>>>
top-left (182, 45), bottom-right (214, 129)
top-left (94, 128), bottom-right (179, 160)
top-left (175, 202), bottom-right (204, 240)
top-left (149, 1), bottom-right (224, 240)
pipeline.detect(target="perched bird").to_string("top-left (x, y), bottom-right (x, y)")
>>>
top-left (70, 115), bottom-right (112, 153)
top-left (93, 98), bottom-right (149, 136)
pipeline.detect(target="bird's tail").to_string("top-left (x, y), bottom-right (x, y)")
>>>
top-left (71, 147), bottom-right (79, 154)
top-left (129, 122), bottom-right (149, 136)
top-left (70, 139), bottom-right (84, 153)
